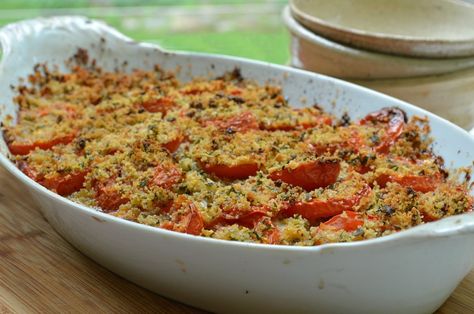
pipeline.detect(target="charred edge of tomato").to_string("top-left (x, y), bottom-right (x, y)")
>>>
top-left (360, 107), bottom-right (407, 125)
top-left (361, 108), bottom-right (407, 154)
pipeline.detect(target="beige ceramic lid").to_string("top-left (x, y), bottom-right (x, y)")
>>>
top-left (290, 0), bottom-right (474, 58)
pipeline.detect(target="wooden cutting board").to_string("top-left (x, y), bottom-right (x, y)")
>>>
top-left (0, 166), bottom-right (472, 313)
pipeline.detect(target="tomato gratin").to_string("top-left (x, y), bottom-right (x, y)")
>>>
top-left (2, 62), bottom-right (473, 246)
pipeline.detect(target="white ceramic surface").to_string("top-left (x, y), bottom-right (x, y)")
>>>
top-left (290, 0), bottom-right (474, 58)
top-left (1, 17), bottom-right (474, 314)
top-left (283, 6), bottom-right (474, 79)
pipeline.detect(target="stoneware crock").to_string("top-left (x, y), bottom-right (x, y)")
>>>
top-left (289, 0), bottom-right (474, 58)
top-left (283, 6), bottom-right (474, 79)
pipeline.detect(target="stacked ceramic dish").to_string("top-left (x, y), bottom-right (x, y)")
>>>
top-left (284, 0), bottom-right (474, 130)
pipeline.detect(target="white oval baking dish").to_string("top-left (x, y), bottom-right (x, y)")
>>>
top-left (0, 17), bottom-right (473, 314)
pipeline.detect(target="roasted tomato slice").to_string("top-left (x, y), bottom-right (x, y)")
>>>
top-left (150, 164), bottom-right (182, 190)
top-left (281, 184), bottom-right (371, 224)
top-left (7, 132), bottom-right (76, 156)
top-left (208, 207), bottom-right (269, 229)
top-left (421, 211), bottom-right (439, 223)
top-left (162, 135), bottom-right (184, 153)
top-left (18, 161), bottom-right (87, 196)
top-left (161, 196), bottom-right (204, 235)
top-left (264, 225), bottom-right (280, 244)
top-left (256, 217), bottom-right (280, 245)
top-left (269, 159), bottom-right (340, 191)
top-left (360, 107), bottom-right (406, 154)
top-left (94, 178), bottom-right (129, 212)
top-left (376, 173), bottom-right (443, 193)
top-left (200, 162), bottom-right (259, 180)
top-left (203, 111), bottom-right (259, 133)
top-left (319, 211), bottom-right (364, 232)
top-left (42, 170), bottom-right (88, 196)
top-left (141, 96), bottom-right (176, 115)
top-left (18, 161), bottom-right (39, 179)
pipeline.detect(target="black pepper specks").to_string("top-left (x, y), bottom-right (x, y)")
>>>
top-left (382, 205), bottom-right (395, 216)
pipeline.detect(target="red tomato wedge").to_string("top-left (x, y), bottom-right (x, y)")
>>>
top-left (150, 164), bottom-right (182, 190)
top-left (354, 165), bottom-right (372, 174)
top-left (258, 217), bottom-right (280, 244)
top-left (208, 207), bottom-right (269, 229)
top-left (376, 173), bottom-right (443, 193)
top-left (162, 135), bottom-right (184, 153)
top-left (158, 200), bottom-right (174, 214)
top-left (17, 161), bottom-right (39, 180)
top-left (281, 184), bottom-right (371, 224)
top-left (8, 132), bottom-right (76, 156)
top-left (18, 161), bottom-right (87, 196)
top-left (180, 208), bottom-right (205, 235)
top-left (203, 111), bottom-right (259, 133)
top-left (200, 162), bottom-right (259, 180)
top-left (319, 211), bottom-right (364, 232)
top-left (269, 159), bottom-right (340, 191)
top-left (161, 196), bottom-right (204, 235)
top-left (141, 97), bottom-right (176, 115)
top-left (360, 107), bottom-right (406, 154)
top-left (421, 211), bottom-right (439, 223)
top-left (94, 178), bottom-right (129, 212)
top-left (42, 170), bottom-right (88, 196)
top-left (264, 226), bottom-right (280, 244)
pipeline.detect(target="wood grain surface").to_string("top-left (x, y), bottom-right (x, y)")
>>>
top-left (0, 165), bottom-right (472, 313)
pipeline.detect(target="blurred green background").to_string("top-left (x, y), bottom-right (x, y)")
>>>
top-left (0, 0), bottom-right (289, 64)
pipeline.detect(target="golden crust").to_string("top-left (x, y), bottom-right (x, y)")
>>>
top-left (4, 64), bottom-right (472, 246)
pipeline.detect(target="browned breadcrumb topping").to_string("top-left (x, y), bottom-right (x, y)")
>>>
top-left (2, 62), bottom-right (472, 246)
